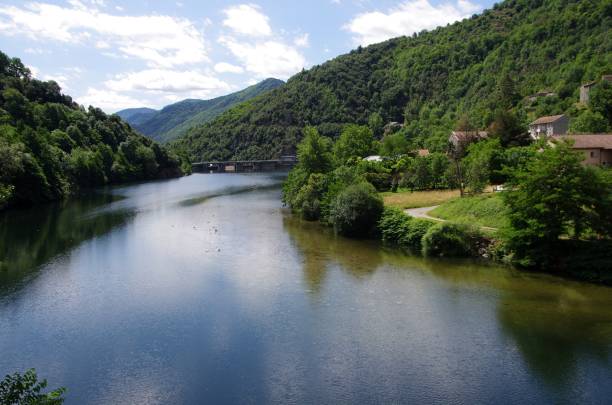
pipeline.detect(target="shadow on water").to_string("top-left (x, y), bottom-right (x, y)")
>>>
top-left (283, 213), bottom-right (612, 390)
top-left (0, 193), bottom-right (136, 295)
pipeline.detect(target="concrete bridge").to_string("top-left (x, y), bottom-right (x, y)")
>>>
top-left (192, 156), bottom-right (297, 173)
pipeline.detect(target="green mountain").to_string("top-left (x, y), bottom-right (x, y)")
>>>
top-left (118, 78), bottom-right (284, 144)
top-left (0, 51), bottom-right (183, 210)
top-left (115, 107), bottom-right (157, 127)
top-left (174, 0), bottom-right (611, 161)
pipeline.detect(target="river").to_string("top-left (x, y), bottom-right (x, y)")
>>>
top-left (1, 173), bottom-right (611, 404)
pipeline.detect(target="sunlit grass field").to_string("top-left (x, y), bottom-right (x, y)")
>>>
top-left (381, 189), bottom-right (460, 209)
top-left (429, 193), bottom-right (508, 229)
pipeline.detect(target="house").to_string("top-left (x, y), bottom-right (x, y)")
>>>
top-left (364, 155), bottom-right (383, 162)
top-left (580, 75), bottom-right (612, 104)
top-left (448, 130), bottom-right (488, 151)
top-left (529, 114), bottom-right (568, 139)
top-left (551, 134), bottom-right (612, 166)
top-left (383, 122), bottom-right (403, 135)
top-left (580, 81), bottom-right (597, 104)
top-left (417, 149), bottom-right (430, 157)
top-left (527, 91), bottom-right (556, 103)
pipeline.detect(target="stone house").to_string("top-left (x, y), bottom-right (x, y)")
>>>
top-left (527, 91), bottom-right (555, 103)
top-left (580, 81), bottom-right (597, 104)
top-left (580, 75), bottom-right (612, 104)
top-left (448, 131), bottom-right (489, 151)
top-left (552, 134), bottom-right (612, 166)
top-left (529, 114), bottom-right (568, 140)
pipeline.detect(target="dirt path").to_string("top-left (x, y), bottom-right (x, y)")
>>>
top-left (404, 205), bottom-right (498, 232)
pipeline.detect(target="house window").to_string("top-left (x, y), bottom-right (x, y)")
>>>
top-left (590, 151), bottom-right (595, 158)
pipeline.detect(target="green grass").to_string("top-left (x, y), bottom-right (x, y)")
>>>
top-left (429, 193), bottom-right (509, 229)
top-left (381, 189), bottom-right (460, 209)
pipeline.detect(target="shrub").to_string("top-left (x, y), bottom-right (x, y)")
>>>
top-left (401, 218), bottom-right (435, 251)
top-left (0, 369), bottom-right (66, 404)
top-left (364, 172), bottom-right (392, 191)
top-left (421, 222), bottom-right (480, 257)
top-left (378, 207), bottom-right (411, 244)
top-left (294, 173), bottom-right (326, 221)
top-left (330, 182), bottom-right (383, 236)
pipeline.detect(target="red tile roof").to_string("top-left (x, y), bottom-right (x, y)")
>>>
top-left (552, 134), bottom-right (612, 150)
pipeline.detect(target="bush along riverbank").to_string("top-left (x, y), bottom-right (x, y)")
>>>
top-left (283, 126), bottom-right (612, 285)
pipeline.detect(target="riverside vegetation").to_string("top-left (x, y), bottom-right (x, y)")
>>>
top-left (0, 51), bottom-right (186, 211)
top-left (282, 125), bottom-right (612, 283)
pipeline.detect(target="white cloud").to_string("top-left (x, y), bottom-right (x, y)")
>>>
top-left (76, 88), bottom-right (145, 112)
top-left (24, 47), bottom-right (47, 54)
top-left (344, 0), bottom-right (481, 46)
top-left (293, 33), bottom-right (309, 48)
top-left (222, 4), bottom-right (272, 37)
top-left (105, 69), bottom-right (231, 96)
top-left (214, 62), bottom-right (244, 74)
top-left (42, 74), bottom-right (69, 90)
top-left (27, 65), bottom-right (40, 78)
top-left (0, 2), bottom-right (208, 67)
top-left (219, 36), bottom-right (305, 79)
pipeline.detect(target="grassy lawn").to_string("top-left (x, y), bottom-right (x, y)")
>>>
top-left (381, 189), bottom-right (460, 209)
top-left (428, 193), bottom-right (509, 229)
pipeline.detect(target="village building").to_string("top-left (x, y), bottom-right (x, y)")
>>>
top-left (383, 121), bottom-right (403, 136)
top-left (364, 155), bottom-right (383, 162)
top-left (417, 149), bottom-right (430, 157)
top-left (527, 91), bottom-right (556, 103)
top-left (448, 130), bottom-right (488, 152)
top-left (580, 75), bottom-right (612, 104)
top-left (528, 114), bottom-right (568, 139)
top-left (580, 81), bottom-right (597, 104)
top-left (552, 134), bottom-right (612, 166)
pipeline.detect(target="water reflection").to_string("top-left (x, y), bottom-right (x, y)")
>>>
top-left (0, 193), bottom-right (134, 294)
top-left (283, 215), bottom-right (383, 293)
top-left (283, 213), bottom-right (612, 394)
top-left (497, 284), bottom-right (612, 387)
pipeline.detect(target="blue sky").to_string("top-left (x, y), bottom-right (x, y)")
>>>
top-left (0, 0), bottom-right (494, 112)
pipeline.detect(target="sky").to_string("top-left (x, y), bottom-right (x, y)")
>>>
top-left (0, 0), bottom-right (495, 113)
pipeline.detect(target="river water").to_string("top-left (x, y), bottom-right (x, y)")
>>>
top-left (1, 173), bottom-right (611, 404)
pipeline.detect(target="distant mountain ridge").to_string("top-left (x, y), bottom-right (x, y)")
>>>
top-left (172, 0), bottom-right (611, 162)
top-left (117, 78), bottom-right (284, 143)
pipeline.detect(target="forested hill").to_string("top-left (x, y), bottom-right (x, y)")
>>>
top-left (174, 0), bottom-right (611, 161)
top-left (0, 51), bottom-right (184, 210)
top-left (118, 78), bottom-right (284, 144)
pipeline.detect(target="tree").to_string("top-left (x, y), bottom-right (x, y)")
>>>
top-left (0, 369), bottom-right (66, 404)
top-left (333, 124), bottom-right (374, 164)
top-left (410, 156), bottom-right (432, 190)
top-left (429, 153), bottom-right (449, 189)
top-left (497, 73), bottom-right (520, 109)
top-left (368, 112), bottom-right (384, 138)
top-left (488, 109), bottom-right (528, 147)
top-left (589, 81), bottom-right (612, 127)
top-left (570, 110), bottom-right (610, 133)
top-left (380, 132), bottom-right (408, 157)
top-left (297, 126), bottom-right (333, 174)
top-left (330, 182), bottom-right (383, 236)
top-left (502, 142), bottom-right (612, 267)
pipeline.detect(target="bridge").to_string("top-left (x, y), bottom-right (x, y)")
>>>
top-left (192, 156), bottom-right (297, 173)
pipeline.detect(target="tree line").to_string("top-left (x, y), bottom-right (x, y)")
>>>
top-left (0, 51), bottom-right (187, 210)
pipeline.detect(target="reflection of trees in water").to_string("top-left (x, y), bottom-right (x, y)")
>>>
top-left (497, 285), bottom-right (612, 388)
top-left (284, 213), bottom-right (612, 390)
top-left (282, 215), bottom-right (383, 293)
top-left (0, 193), bottom-right (134, 294)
